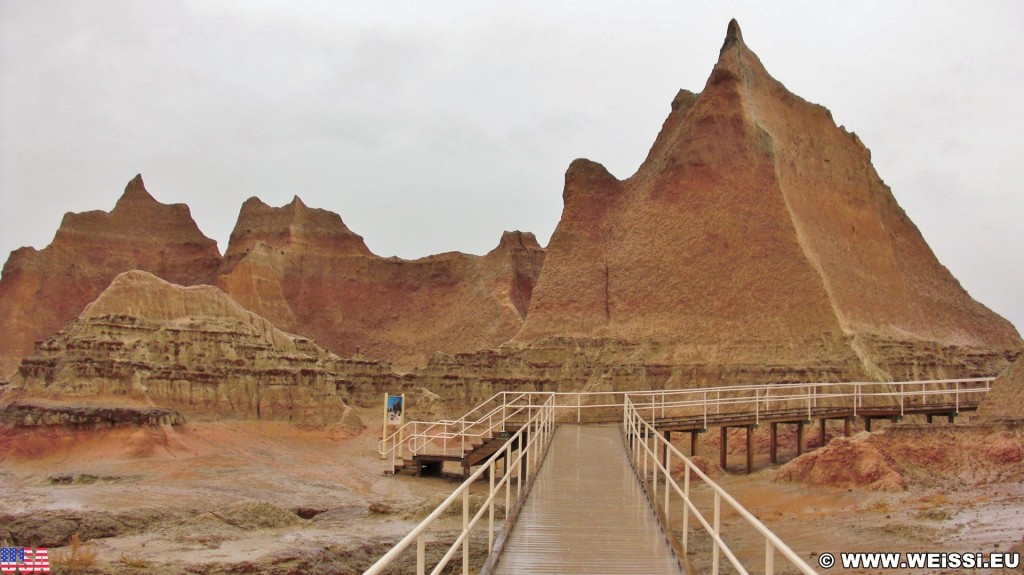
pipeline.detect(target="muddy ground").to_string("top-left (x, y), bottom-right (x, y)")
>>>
top-left (1, 411), bottom-right (1021, 574)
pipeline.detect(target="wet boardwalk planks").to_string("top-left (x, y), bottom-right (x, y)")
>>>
top-left (492, 425), bottom-right (683, 575)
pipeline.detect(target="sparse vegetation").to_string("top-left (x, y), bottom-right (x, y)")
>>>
top-left (51, 533), bottom-right (98, 574)
top-left (118, 553), bottom-right (150, 568)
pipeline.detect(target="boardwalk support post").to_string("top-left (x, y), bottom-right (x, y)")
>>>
top-left (662, 431), bottom-right (670, 471)
top-left (720, 426), bottom-right (728, 471)
top-left (745, 425), bottom-right (755, 475)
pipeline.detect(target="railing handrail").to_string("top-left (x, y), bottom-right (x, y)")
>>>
top-left (623, 395), bottom-right (819, 575)
top-left (379, 378), bottom-right (994, 467)
top-left (369, 377), bottom-right (995, 574)
top-left (364, 394), bottom-right (557, 575)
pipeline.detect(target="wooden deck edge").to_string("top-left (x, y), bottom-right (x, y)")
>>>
top-left (478, 427), bottom-right (556, 575)
top-left (619, 425), bottom-right (693, 575)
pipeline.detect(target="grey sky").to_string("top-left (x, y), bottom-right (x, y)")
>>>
top-left (1, 1), bottom-right (1022, 333)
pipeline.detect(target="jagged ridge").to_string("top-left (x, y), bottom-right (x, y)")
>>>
top-left (217, 197), bottom-right (545, 369)
top-left (0, 176), bottom-right (222, 378)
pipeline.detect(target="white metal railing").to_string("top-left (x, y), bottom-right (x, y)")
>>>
top-left (626, 377), bottom-right (993, 428)
top-left (364, 394), bottom-right (556, 575)
top-left (379, 378), bottom-right (993, 472)
top-left (624, 395), bottom-right (818, 575)
top-left (367, 377), bottom-right (993, 574)
top-left (378, 390), bottom-right (626, 472)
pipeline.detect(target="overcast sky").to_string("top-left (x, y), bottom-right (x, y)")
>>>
top-left (1, 1), bottom-right (1022, 333)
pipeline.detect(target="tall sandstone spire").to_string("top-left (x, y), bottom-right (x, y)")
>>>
top-left (0, 175), bottom-right (222, 378)
top-left (515, 20), bottom-right (1020, 380)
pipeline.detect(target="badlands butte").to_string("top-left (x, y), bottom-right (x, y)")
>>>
top-left (1, 19), bottom-right (1023, 574)
top-left (1, 22), bottom-right (1020, 426)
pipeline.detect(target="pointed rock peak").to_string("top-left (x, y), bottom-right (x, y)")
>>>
top-left (224, 194), bottom-right (373, 259)
top-left (563, 158), bottom-right (620, 205)
top-left (497, 230), bottom-right (542, 251)
top-left (241, 196), bottom-right (271, 210)
top-left (127, 173), bottom-right (145, 191)
top-left (720, 18), bottom-right (744, 55)
top-left (566, 158), bottom-right (616, 183)
top-left (119, 174), bottom-right (156, 203)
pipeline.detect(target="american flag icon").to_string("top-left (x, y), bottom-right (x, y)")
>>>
top-left (0, 547), bottom-right (49, 573)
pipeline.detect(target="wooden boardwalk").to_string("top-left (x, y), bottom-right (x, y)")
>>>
top-left (491, 425), bottom-right (683, 575)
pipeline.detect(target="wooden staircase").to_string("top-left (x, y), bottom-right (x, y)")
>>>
top-left (392, 427), bottom-right (522, 478)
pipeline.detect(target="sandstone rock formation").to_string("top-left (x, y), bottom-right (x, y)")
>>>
top-left (509, 19), bottom-right (1020, 383)
top-left (1, 20), bottom-right (1019, 414)
top-left (6, 271), bottom-right (373, 426)
top-left (976, 356), bottom-right (1024, 420)
top-left (0, 402), bottom-right (184, 429)
top-left (0, 176), bottom-right (222, 378)
top-left (776, 423), bottom-right (1024, 491)
top-left (217, 196), bottom-right (545, 368)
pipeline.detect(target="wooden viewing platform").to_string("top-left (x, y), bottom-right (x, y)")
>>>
top-left (379, 380), bottom-right (991, 482)
top-left (650, 401), bottom-right (980, 474)
top-left (396, 401), bottom-right (980, 478)
top-left (369, 382), bottom-right (993, 575)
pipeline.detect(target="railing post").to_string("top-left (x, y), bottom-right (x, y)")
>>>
top-left (462, 489), bottom-right (470, 575)
top-left (755, 389), bottom-right (760, 425)
top-left (417, 533), bottom-right (425, 575)
top-left (488, 459), bottom-right (495, 551)
top-left (633, 408), bottom-right (640, 468)
top-left (713, 490), bottom-right (721, 575)
top-left (765, 539), bottom-right (775, 575)
top-left (643, 430), bottom-right (649, 479)
top-left (682, 465), bottom-right (690, 553)
top-left (528, 416), bottom-right (535, 476)
top-left (664, 447), bottom-right (671, 519)
top-left (505, 448), bottom-right (512, 518)
top-left (703, 391), bottom-right (708, 429)
top-left (652, 435), bottom-right (658, 504)
top-left (577, 393), bottom-right (581, 424)
top-left (517, 444), bottom-right (523, 499)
